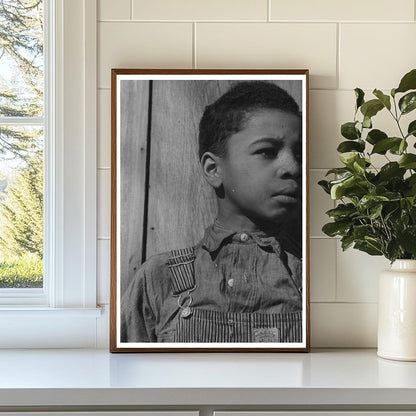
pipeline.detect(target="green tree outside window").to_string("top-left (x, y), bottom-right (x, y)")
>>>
top-left (0, 0), bottom-right (44, 288)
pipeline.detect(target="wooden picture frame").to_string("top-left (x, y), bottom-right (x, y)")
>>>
top-left (110, 69), bottom-right (310, 352)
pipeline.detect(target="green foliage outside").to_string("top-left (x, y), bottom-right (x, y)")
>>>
top-left (319, 69), bottom-right (416, 263)
top-left (0, 252), bottom-right (42, 288)
top-left (0, 0), bottom-right (44, 288)
top-left (0, 153), bottom-right (43, 258)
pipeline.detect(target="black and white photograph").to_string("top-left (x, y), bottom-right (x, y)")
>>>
top-left (110, 69), bottom-right (309, 352)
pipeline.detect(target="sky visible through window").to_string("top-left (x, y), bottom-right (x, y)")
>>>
top-left (0, 0), bottom-right (44, 288)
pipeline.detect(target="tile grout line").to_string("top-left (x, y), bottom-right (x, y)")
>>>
top-left (333, 228), bottom-right (339, 303)
top-left (267, 0), bottom-right (271, 22)
top-left (311, 301), bottom-right (378, 305)
top-left (193, 22), bottom-right (197, 69)
top-left (130, 0), bottom-right (133, 20)
top-left (336, 22), bottom-right (340, 90)
top-left (98, 19), bottom-right (415, 24)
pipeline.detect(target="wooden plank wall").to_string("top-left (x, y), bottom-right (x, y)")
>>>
top-left (119, 80), bottom-right (149, 296)
top-left (146, 81), bottom-right (227, 257)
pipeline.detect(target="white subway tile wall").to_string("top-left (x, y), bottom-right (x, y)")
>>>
top-left (336, 245), bottom-right (390, 303)
top-left (132, 0), bottom-right (269, 21)
top-left (310, 239), bottom-right (336, 302)
top-left (311, 303), bottom-right (378, 347)
top-left (99, 0), bottom-right (131, 21)
top-left (96, 0), bottom-right (416, 347)
top-left (340, 24), bottom-right (416, 90)
top-left (98, 22), bottom-right (193, 88)
top-left (196, 23), bottom-right (338, 89)
top-left (270, 0), bottom-right (414, 22)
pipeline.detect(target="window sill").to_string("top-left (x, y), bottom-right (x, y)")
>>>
top-left (0, 306), bottom-right (102, 316)
top-left (0, 307), bottom-right (104, 348)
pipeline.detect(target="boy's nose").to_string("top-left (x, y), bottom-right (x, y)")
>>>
top-left (276, 151), bottom-right (301, 179)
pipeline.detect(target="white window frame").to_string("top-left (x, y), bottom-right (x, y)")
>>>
top-left (0, 0), bottom-right (101, 348)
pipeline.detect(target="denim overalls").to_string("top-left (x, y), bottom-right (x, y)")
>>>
top-left (167, 242), bottom-right (302, 343)
top-left (120, 223), bottom-right (303, 343)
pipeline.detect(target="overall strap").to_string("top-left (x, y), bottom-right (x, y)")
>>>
top-left (166, 247), bottom-right (196, 295)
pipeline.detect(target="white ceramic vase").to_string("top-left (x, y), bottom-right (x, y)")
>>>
top-left (378, 259), bottom-right (416, 361)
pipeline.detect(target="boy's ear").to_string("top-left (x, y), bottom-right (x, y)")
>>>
top-left (200, 152), bottom-right (222, 188)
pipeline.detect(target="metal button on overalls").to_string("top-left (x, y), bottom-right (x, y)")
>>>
top-left (240, 233), bottom-right (249, 242)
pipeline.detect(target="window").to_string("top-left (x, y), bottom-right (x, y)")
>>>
top-left (0, 0), bottom-right (44, 294)
top-left (0, 0), bottom-right (100, 348)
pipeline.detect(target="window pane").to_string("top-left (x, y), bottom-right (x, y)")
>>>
top-left (0, 0), bottom-right (44, 117)
top-left (0, 126), bottom-right (43, 288)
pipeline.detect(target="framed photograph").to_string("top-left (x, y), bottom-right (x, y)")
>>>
top-left (110, 69), bottom-right (310, 352)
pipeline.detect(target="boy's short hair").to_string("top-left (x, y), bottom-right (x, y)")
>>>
top-left (198, 81), bottom-right (300, 159)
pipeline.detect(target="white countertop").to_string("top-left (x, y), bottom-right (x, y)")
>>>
top-left (0, 348), bottom-right (416, 407)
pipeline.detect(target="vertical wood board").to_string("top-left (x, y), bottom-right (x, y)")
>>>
top-left (146, 80), bottom-right (227, 256)
top-left (119, 80), bottom-right (149, 295)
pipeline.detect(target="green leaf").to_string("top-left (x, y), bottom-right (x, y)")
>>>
top-left (325, 167), bottom-right (351, 176)
top-left (354, 241), bottom-right (383, 256)
top-left (318, 180), bottom-right (331, 194)
top-left (366, 129), bottom-right (387, 145)
top-left (373, 89), bottom-right (391, 110)
top-left (398, 227), bottom-right (416, 255)
top-left (389, 139), bottom-right (408, 155)
top-left (360, 99), bottom-right (384, 119)
top-left (369, 203), bottom-right (383, 220)
top-left (378, 162), bottom-right (406, 181)
top-left (407, 120), bottom-right (416, 137)
top-left (371, 137), bottom-right (402, 154)
top-left (399, 92), bottom-right (416, 115)
top-left (357, 195), bottom-right (389, 212)
top-left (341, 235), bottom-right (355, 251)
top-left (322, 221), bottom-right (351, 237)
top-left (391, 88), bottom-right (396, 97)
top-left (399, 154), bottom-right (416, 169)
top-left (386, 240), bottom-right (402, 263)
top-left (330, 176), bottom-right (357, 199)
top-left (339, 152), bottom-right (360, 166)
top-left (326, 203), bottom-right (356, 220)
top-left (341, 122), bottom-right (360, 140)
top-left (353, 224), bottom-right (373, 239)
top-left (405, 175), bottom-right (416, 197)
top-left (355, 88), bottom-right (365, 110)
top-left (363, 115), bottom-right (372, 129)
top-left (396, 69), bottom-right (416, 94)
top-left (337, 140), bottom-right (365, 153)
top-left (353, 158), bottom-right (366, 174)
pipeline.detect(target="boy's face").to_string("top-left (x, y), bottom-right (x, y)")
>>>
top-left (217, 108), bottom-right (302, 228)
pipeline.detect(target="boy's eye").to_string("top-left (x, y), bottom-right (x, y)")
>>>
top-left (256, 148), bottom-right (278, 159)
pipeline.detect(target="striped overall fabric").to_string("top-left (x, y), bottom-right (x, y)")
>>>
top-left (174, 308), bottom-right (302, 343)
top-left (167, 248), bottom-right (196, 295)
top-left (167, 247), bottom-right (302, 343)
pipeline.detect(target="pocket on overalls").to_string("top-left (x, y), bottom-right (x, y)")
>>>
top-left (252, 311), bottom-right (302, 343)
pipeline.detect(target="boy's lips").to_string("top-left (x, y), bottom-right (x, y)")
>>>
top-left (271, 188), bottom-right (301, 203)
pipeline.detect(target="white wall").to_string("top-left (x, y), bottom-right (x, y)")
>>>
top-left (95, 0), bottom-right (416, 348)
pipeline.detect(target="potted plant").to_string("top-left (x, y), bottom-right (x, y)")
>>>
top-left (319, 68), bottom-right (416, 361)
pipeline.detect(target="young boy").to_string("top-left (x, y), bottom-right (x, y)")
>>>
top-left (120, 80), bottom-right (303, 343)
